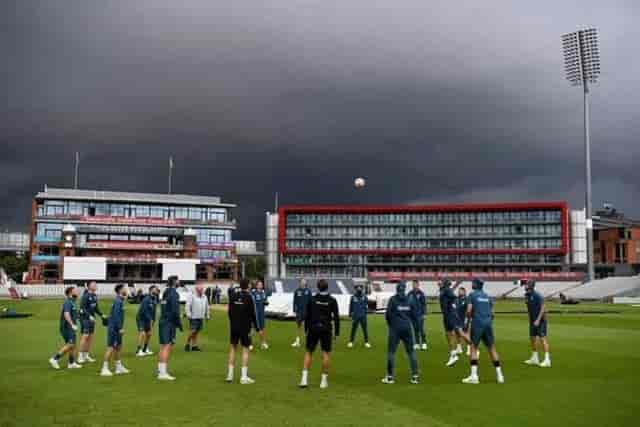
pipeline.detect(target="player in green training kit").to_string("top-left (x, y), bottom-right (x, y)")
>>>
top-left (522, 280), bottom-right (552, 367)
top-left (49, 286), bottom-right (82, 370)
top-left (100, 284), bottom-right (130, 376)
top-left (462, 278), bottom-right (504, 384)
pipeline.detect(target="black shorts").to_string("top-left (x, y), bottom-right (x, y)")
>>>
top-left (306, 329), bottom-right (332, 353)
top-left (137, 318), bottom-right (152, 333)
top-left (443, 314), bottom-right (458, 332)
top-left (189, 318), bottom-right (203, 332)
top-left (230, 329), bottom-right (251, 348)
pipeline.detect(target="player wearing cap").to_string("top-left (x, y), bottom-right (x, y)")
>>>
top-left (408, 280), bottom-right (427, 351)
top-left (49, 286), bottom-right (82, 370)
top-left (347, 284), bottom-right (370, 348)
top-left (226, 279), bottom-right (257, 384)
top-left (523, 280), bottom-right (552, 367)
top-left (298, 279), bottom-right (340, 389)
top-left (462, 278), bottom-right (504, 384)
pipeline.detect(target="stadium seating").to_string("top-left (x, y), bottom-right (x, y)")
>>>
top-left (562, 276), bottom-right (640, 300)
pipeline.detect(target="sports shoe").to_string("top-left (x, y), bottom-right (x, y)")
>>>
top-left (77, 355), bottom-right (86, 364)
top-left (381, 376), bottom-right (395, 384)
top-left (413, 344), bottom-right (420, 350)
top-left (466, 346), bottom-right (471, 356)
top-left (49, 358), bottom-right (60, 370)
top-left (410, 375), bottom-right (420, 385)
top-left (249, 345), bottom-right (254, 351)
top-left (184, 344), bottom-right (191, 352)
top-left (462, 375), bottom-right (479, 384)
top-left (144, 349), bottom-right (154, 356)
top-left (136, 350), bottom-right (146, 358)
top-left (455, 346), bottom-right (463, 355)
top-left (158, 373), bottom-right (176, 381)
top-left (68, 363), bottom-right (82, 369)
top-left (291, 340), bottom-right (300, 348)
top-left (446, 354), bottom-right (459, 367)
top-left (191, 346), bottom-right (202, 352)
top-left (261, 343), bottom-right (269, 350)
top-left (524, 356), bottom-right (540, 365)
top-left (85, 354), bottom-right (96, 363)
top-left (115, 365), bottom-right (130, 375)
top-left (100, 368), bottom-right (113, 377)
top-left (497, 374), bottom-right (505, 384)
top-left (421, 343), bottom-right (428, 351)
top-left (347, 342), bottom-right (354, 348)
top-left (298, 379), bottom-right (308, 388)
top-left (539, 359), bottom-right (552, 368)
top-left (364, 342), bottom-right (372, 349)
top-left (320, 378), bottom-right (328, 389)
top-left (225, 375), bottom-right (233, 383)
top-left (240, 376), bottom-right (255, 385)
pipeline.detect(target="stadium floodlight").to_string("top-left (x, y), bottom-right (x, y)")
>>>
top-left (562, 28), bottom-right (600, 283)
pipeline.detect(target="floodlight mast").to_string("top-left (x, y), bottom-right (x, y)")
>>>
top-left (562, 28), bottom-right (600, 283)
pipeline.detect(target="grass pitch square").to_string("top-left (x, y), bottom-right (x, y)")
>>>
top-left (0, 299), bottom-right (638, 426)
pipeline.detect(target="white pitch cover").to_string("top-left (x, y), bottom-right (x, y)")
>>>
top-left (158, 258), bottom-right (199, 281)
top-left (63, 257), bottom-right (107, 281)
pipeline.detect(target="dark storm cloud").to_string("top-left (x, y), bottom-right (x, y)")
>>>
top-left (2, 0), bottom-right (639, 238)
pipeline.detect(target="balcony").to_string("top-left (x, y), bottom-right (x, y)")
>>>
top-left (33, 235), bottom-right (60, 244)
top-left (36, 214), bottom-right (237, 229)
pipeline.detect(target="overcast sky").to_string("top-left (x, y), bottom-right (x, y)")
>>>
top-left (2, 1), bottom-right (639, 239)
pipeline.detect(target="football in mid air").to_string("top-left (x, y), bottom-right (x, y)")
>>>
top-left (354, 177), bottom-right (366, 188)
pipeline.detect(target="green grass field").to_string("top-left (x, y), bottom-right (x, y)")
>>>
top-left (1, 299), bottom-right (638, 427)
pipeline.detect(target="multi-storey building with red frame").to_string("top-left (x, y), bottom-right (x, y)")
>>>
top-left (266, 202), bottom-right (586, 281)
top-left (28, 187), bottom-right (238, 284)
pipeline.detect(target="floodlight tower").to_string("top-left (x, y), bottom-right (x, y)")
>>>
top-left (562, 28), bottom-right (601, 282)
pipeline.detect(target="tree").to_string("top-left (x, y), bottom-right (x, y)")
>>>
top-left (0, 254), bottom-right (29, 283)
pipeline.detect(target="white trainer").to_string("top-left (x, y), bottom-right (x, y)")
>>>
top-left (320, 378), bottom-right (328, 389)
top-left (136, 351), bottom-right (146, 358)
top-left (261, 343), bottom-right (269, 350)
top-left (68, 363), bottom-right (82, 369)
top-left (539, 360), bottom-right (552, 368)
top-left (381, 376), bottom-right (395, 384)
top-left (115, 365), bottom-right (130, 375)
top-left (240, 376), bottom-right (255, 385)
top-left (77, 355), bottom-right (86, 364)
top-left (291, 340), bottom-right (300, 348)
top-left (421, 343), bottom-right (428, 351)
top-left (249, 345), bottom-right (254, 351)
top-left (446, 354), bottom-right (459, 367)
top-left (157, 373), bottom-right (176, 381)
top-left (364, 342), bottom-right (372, 349)
top-left (85, 355), bottom-right (96, 363)
top-left (497, 374), bottom-right (505, 384)
top-left (524, 356), bottom-right (540, 365)
top-left (347, 342), bottom-right (354, 348)
top-left (49, 358), bottom-right (60, 370)
top-left (144, 349), bottom-right (154, 356)
top-left (100, 368), bottom-right (113, 377)
top-left (462, 375), bottom-right (479, 384)
top-left (413, 344), bottom-right (420, 350)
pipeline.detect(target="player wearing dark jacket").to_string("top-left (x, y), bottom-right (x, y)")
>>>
top-left (408, 280), bottom-right (427, 351)
top-left (382, 282), bottom-right (420, 385)
top-left (348, 285), bottom-right (370, 348)
top-left (78, 281), bottom-right (105, 364)
top-left (135, 285), bottom-right (160, 357)
top-left (299, 279), bottom-right (340, 389)
top-left (48, 286), bottom-right (82, 370)
top-left (291, 279), bottom-right (312, 348)
top-left (100, 284), bottom-right (130, 377)
top-left (226, 279), bottom-right (257, 384)
top-left (157, 276), bottom-right (183, 381)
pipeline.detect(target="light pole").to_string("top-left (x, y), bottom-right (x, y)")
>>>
top-left (562, 28), bottom-right (601, 282)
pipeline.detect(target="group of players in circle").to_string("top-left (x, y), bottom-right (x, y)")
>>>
top-left (48, 275), bottom-right (552, 387)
